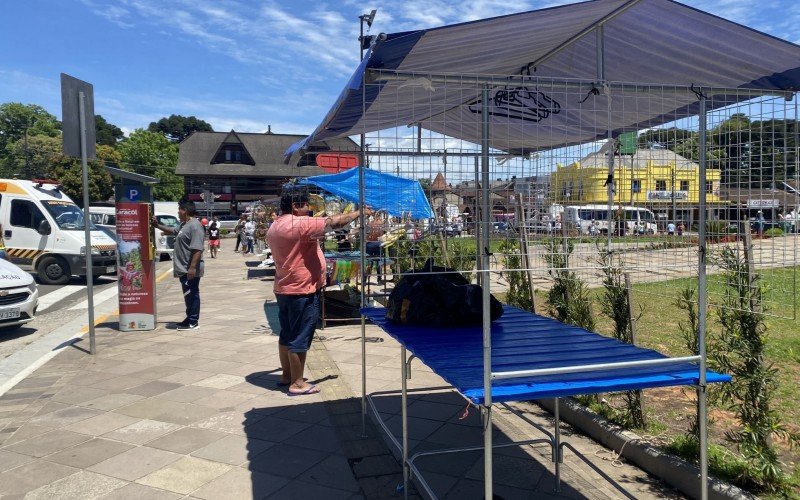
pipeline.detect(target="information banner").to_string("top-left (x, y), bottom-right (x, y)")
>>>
top-left (115, 202), bottom-right (156, 331)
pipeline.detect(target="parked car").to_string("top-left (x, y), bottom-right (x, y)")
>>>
top-left (0, 258), bottom-right (39, 332)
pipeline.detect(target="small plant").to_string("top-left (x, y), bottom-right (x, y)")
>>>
top-left (710, 246), bottom-right (799, 494)
top-left (596, 247), bottom-right (645, 428)
top-left (498, 239), bottom-right (534, 311)
top-left (542, 238), bottom-right (595, 331)
top-left (764, 227), bottom-right (784, 238)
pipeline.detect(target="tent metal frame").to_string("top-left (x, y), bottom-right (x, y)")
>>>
top-left (351, 8), bottom-right (794, 492)
top-left (350, 69), bottom-right (790, 499)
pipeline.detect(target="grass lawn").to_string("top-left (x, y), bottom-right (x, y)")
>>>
top-left (532, 265), bottom-right (800, 494)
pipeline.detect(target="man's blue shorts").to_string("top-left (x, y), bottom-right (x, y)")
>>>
top-left (274, 292), bottom-right (319, 353)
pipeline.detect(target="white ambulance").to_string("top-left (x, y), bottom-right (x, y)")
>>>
top-left (0, 180), bottom-right (117, 285)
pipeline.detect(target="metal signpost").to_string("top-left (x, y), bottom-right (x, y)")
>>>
top-left (61, 73), bottom-right (98, 354)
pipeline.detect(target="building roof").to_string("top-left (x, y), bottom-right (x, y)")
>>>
top-left (431, 172), bottom-right (450, 191)
top-left (177, 131), bottom-right (359, 177)
top-left (573, 148), bottom-right (699, 170)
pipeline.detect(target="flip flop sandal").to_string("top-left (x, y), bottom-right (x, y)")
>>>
top-left (287, 384), bottom-right (320, 396)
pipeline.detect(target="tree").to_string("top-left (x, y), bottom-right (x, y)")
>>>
top-left (0, 102), bottom-right (60, 156)
top-left (118, 129), bottom-right (183, 201)
top-left (148, 114), bottom-right (213, 142)
top-left (3, 135), bottom-right (61, 179)
top-left (95, 115), bottom-right (124, 146)
top-left (46, 153), bottom-right (114, 206)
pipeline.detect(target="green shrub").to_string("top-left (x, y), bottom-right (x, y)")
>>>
top-left (764, 227), bottom-right (784, 238)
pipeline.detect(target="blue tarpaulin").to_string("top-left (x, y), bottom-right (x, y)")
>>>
top-left (299, 167), bottom-right (434, 220)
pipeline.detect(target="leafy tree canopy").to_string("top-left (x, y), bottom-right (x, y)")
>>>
top-left (118, 129), bottom-right (183, 201)
top-left (147, 114), bottom-right (213, 142)
top-left (47, 153), bottom-right (114, 207)
top-left (0, 102), bottom-right (61, 155)
top-left (3, 135), bottom-right (61, 179)
top-left (95, 114), bottom-right (124, 146)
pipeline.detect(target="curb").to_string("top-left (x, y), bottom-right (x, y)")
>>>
top-left (533, 398), bottom-right (756, 500)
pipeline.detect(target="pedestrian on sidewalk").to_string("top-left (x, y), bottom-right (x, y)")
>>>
top-left (233, 213), bottom-right (247, 253)
top-left (244, 217), bottom-right (256, 255)
top-left (208, 217), bottom-right (221, 258)
top-left (266, 183), bottom-right (372, 396)
top-left (152, 200), bottom-right (204, 330)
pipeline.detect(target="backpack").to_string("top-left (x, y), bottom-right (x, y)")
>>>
top-left (385, 258), bottom-right (504, 327)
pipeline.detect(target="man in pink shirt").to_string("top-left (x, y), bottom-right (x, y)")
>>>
top-left (267, 184), bottom-right (371, 396)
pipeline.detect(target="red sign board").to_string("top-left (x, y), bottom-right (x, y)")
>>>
top-left (115, 202), bottom-right (156, 331)
top-left (316, 153), bottom-right (359, 173)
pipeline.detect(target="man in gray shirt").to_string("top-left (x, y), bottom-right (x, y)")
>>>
top-left (152, 200), bottom-right (204, 330)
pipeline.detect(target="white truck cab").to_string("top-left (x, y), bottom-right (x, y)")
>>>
top-left (0, 180), bottom-right (117, 285)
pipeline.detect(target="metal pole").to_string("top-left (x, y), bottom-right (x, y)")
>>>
top-left (554, 397), bottom-right (562, 492)
top-left (78, 92), bottom-right (96, 355)
top-left (697, 96), bottom-right (709, 500)
top-left (598, 24), bottom-right (615, 251)
top-left (401, 346), bottom-right (409, 499)
top-left (480, 84), bottom-right (493, 500)
top-left (359, 14), bottom-right (369, 437)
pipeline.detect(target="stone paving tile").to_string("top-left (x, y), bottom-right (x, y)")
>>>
top-left (115, 398), bottom-right (218, 425)
top-left (244, 414), bottom-right (311, 442)
top-left (287, 422), bottom-right (342, 453)
top-left (191, 410), bottom-right (262, 436)
top-left (91, 375), bottom-right (150, 392)
top-left (24, 469), bottom-right (128, 500)
top-left (190, 434), bottom-right (274, 466)
top-left (0, 448), bottom-right (34, 472)
top-left (192, 389), bottom-right (257, 410)
top-left (158, 385), bottom-right (218, 403)
top-left (159, 369), bottom-right (216, 386)
top-left (50, 386), bottom-right (110, 405)
top-left (44, 438), bottom-right (135, 468)
top-left (0, 423), bottom-right (55, 446)
top-left (192, 374), bottom-right (246, 390)
top-left (135, 456), bottom-right (231, 495)
top-left (268, 479), bottom-right (355, 500)
top-left (248, 442), bottom-right (329, 479)
top-left (98, 482), bottom-right (182, 499)
top-left (189, 467), bottom-right (289, 500)
top-left (0, 460), bottom-right (78, 497)
top-left (301, 454), bottom-right (361, 492)
top-left (3, 429), bottom-right (91, 457)
top-left (101, 419), bottom-right (181, 445)
top-left (125, 381), bottom-right (184, 397)
top-left (125, 365), bottom-right (184, 381)
top-left (64, 411), bottom-right (141, 435)
top-left (80, 393), bottom-right (146, 411)
top-left (147, 427), bottom-right (227, 454)
top-left (88, 446), bottom-right (182, 481)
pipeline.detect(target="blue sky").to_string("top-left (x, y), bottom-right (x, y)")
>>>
top-left (1, 0), bottom-right (798, 137)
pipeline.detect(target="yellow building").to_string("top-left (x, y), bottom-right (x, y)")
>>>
top-left (550, 148), bottom-right (723, 227)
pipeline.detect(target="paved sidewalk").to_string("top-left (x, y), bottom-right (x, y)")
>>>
top-left (0, 245), bottom-right (683, 499)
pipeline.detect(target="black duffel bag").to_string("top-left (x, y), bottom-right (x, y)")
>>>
top-left (385, 258), bottom-right (504, 327)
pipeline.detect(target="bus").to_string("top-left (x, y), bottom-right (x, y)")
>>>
top-left (564, 205), bottom-right (657, 235)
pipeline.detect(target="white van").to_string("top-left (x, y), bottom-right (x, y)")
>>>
top-left (90, 205), bottom-right (178, 261)
top-left (0, 180), bottom-right (117, 285)
top-left (564, 205), bottom-right (658, 235)
top-left (0, 258), bottom-right (39, 331)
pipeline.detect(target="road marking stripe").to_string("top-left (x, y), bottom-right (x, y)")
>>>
top-left (68, 286), bottom-right (119, 310)
top-left (37, 285), bottom-right (84, 313)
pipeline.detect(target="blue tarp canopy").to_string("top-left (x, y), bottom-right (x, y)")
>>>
top-left (286, 0), bottom-right (800, 161)
top-left (299, 167), bottom-right (434, 220)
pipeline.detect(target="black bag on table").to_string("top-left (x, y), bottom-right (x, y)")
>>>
top-left (385, 258), bottom-right (504, 327)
